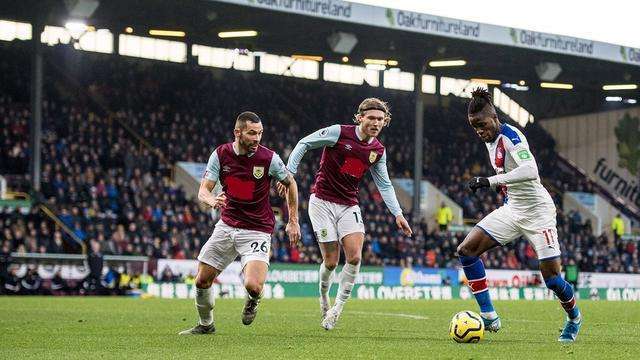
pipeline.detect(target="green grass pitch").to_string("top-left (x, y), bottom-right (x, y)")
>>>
top-left (1, 297), bottom-right (638, 359)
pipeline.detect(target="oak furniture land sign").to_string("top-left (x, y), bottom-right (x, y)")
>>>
top-left (541, 108), bottom-right (640, 212)
top-left (213, 0), bottom-right (640, 66)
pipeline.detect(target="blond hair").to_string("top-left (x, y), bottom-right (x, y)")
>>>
top-left (354, 97), bottom-right (391, 126)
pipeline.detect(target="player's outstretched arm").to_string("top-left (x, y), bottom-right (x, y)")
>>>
top-left (468, 176), bottom-right (490, 193)
top-left (270, 153), bottom-right (301, 244)
top-left (285, 124), bottom-right (341, 174)
top-left (280, 174), bottom-right (301, 245)
top-left (370, 150), bottom-right (412, 236)
top-left (492, 132), bottom-right (539, 186)
top-left (469, 140), bottom-right (538, 193)
top-left (395, 215), bottom-right (413, 237)
top-left (488, 163), bottom-right (537, 187)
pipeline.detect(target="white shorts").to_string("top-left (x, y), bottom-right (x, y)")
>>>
top-left (308, 194), bottom-right (365, 243)
top-left (476, 204), bottom-right (561, 261)
top-left (197, 220), bottom-right (271, 270)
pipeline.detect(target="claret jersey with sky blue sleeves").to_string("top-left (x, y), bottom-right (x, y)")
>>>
top-left (203, 143), bottom-right (288, 234)
top-left (287, 124), bottom-right (403, 216)
top-left (204, 147), bottom-right (288, 183)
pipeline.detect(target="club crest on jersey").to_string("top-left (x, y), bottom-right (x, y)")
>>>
top-left (369, 151), bottom-right (377, 163)
top-left (253, 166), bottom-right (265, 179)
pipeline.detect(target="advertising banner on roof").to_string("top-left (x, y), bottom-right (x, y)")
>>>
top-left (213, 0), bottom-right (640, 66)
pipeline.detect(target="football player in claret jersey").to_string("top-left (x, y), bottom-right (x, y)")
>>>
top-left (280, 98), bottom-right (412, 330)
top-left (180, 111), bottom-right (301, 335)
top-left (459, 88), bottom-right (582, 342)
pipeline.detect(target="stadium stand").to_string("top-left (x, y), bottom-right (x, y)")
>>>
top-left (1, 43), bottom-right (638, 282)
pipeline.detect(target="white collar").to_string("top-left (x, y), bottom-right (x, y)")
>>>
top-left (355, 126), bottom-right (375, 144)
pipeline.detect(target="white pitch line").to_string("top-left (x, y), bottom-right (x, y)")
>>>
top-left (350, 311), bottom-right (429, 320)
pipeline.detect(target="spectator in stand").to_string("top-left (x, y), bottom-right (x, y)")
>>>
top-left (611, 214), bottom-right (624, 242)
top-left (436, 202), bottom-right (453, 232)
top-left (51, 269), bottom-right (69, 295)
top-left (20, 267), bottom-right (43, 295)
top-left (85, 240), bottom-right (104, 291)
top-left (3, 268), bottom-right (21, 295)
top-left (160, 266), bottom-right (177, 282)
top-left (0, 241), bottom-right (11, 288)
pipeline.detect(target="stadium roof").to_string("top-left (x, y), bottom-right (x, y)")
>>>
top-left (4, 0), bottom-right (640, 118)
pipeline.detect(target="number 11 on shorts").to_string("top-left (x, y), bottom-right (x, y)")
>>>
top-left (353, 211), bottom-right (360, 224)
top-left (542, 229), bottom-right (556, 246)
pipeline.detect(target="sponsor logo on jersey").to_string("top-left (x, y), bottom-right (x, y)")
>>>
top-left (369, 151), bottom-right (377, 163)
top-left (320, 129), bottom-right (328, 137)
top-left (344, 144), bottom-right (352, 151)
top-left (517, 149), bottom-right (531, 160)
top-left (226, 176), bottom-right (255, 201)
top-left (340, 157), bottom-right (367, 178)
top-left (253, 166), bottom-right (265, 179)
top-left (222, 165), bottom-right (231, 173)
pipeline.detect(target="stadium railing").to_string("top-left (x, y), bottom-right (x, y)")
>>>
top-left (38, 203), bottom-right (87, 253)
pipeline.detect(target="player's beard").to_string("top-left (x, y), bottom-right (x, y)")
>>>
top-left (239, 136), bottom-right (259, 155)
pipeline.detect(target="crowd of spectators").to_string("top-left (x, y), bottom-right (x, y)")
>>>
top-left (1, 44), bottom-right (638, 279)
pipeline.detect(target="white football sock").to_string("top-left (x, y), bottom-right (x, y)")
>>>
top-left (481, 311), bottom-right (498, 320)
top-left (195, 287), bottom-right (214, 326)
top-left (319, 262), bottom-right (335, 297)
top-left (335, 262), bottom-right (360, 310)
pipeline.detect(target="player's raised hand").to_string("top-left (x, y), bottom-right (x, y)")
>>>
top-left (213, 192), bottom-right (227, 209)
top-left (276, 182), bottom-right (288, 198)
top-left (468, 177), bottom-right (490, 194)
top-left (395, 215), bottom-right (413, 236)
top-left (286, 220), bottom-right (301, 246)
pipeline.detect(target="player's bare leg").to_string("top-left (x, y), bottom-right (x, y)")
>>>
top-left (179, 262), bottom-right (221, 335)
top-left (322, 232), bottom-right (363, 330)
top-left (318, 241), bottom-right (340, 319)
top-left (457, 227), bottom-right (501, 332)
top-left (242, 260), bottom-right (268, 325)
top-left (540, 258), bottom-right (582, 342)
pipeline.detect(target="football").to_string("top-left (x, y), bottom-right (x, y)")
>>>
top-left (449, 311), bottom-right (485, 343)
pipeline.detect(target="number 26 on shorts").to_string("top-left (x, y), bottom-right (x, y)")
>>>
top-left (250, 241), bottom-right (268, 253)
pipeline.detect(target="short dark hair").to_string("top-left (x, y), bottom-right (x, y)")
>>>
top-left (468, 88), bottom-right (494, 115)
top-left (235, 111), bottom-right (261, 129)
